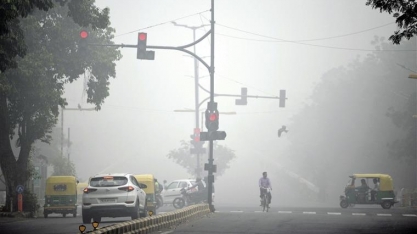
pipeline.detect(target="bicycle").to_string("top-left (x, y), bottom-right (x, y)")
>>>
top-left (261, 187), bottom-right (271, 212)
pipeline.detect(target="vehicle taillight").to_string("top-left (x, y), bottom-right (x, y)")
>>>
top-left (83, 188), bottom-right (97, 194)
top-left (118, 186), bottom-right (134, 192)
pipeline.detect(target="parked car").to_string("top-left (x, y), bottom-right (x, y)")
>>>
top-left (162, 179), bottom-right (198, 205)
top-left (81, 173), bottom-right (147, 224)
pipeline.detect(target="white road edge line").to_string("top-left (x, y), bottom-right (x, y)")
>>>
top-left (230, 211), bottom-right (244, 213)
top-left (327, 212), bottom-right (341, 215)
top-left (278, 211), bottom-right (292, 214)
top-left (352, 213), bottom-right (366, 216)
top-left (303, 212), bottom-right (316, 214)
top-left (376, 214), bottom-right (392, 216)
top-left (403, 214), bottom-right (417, 217)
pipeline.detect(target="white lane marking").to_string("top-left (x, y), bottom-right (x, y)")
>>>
top-left (352, 213), bottom-right (366, 216)
top-left (403, 214), bottom-right (417, 217)
top-left (327, 212), bottom-right (341, 215)
top-left (230, 211), bottom-right (243, 213)
top-left (377, 214), bottom-right (392, 216)
top-left (278, 211), bottom-right (292, 214)
top-left (303, 212), bottom-right (316, 215)
top-left (254, 211), bottom-right (263, 213)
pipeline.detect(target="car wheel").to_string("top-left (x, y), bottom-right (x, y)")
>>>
top-left (131, 200), bottom-right (140, 220)
top-left (173, 197), bottom-right (185, 209)
top-left (82, 210), bottom-right (91, 224)
top-left (340, 200), bottom-right (349, 208)
top-left (140, 201), bottom-right (148, 218)
top-left (381, 200), bottom-right (392, 209)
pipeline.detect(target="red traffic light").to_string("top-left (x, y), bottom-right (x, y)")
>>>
top-left (138, 33), bottom-right (147, 41)
top-left (80, 30), bottom-right (88, 39)
top-left (209, 113), bottom-right (217, 121)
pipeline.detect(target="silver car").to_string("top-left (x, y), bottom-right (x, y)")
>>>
top-left (82, 173), bottom-right (147, 223)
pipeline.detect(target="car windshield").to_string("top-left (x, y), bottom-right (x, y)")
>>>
top-left (90, 176), bottom-right (128, 187)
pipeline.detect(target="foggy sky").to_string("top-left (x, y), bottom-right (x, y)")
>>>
top-left (61, 0), bottom-right (400, 206)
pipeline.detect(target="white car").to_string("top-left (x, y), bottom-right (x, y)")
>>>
top-left (162, 179), bottom-right (199, 204)
top-left (82, 173), bottom-right (147, 223)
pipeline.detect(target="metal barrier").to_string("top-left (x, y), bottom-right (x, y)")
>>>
top-left (397, 188), bottom-right (417, 207)
top-left (87, 204), bottom-right (210, 234)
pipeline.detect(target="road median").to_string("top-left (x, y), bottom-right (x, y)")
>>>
top-left (86, 203), bottom-right (210, 234)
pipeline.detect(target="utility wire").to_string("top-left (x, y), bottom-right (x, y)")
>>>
top-left (114, 10), bottom-right (210, 38)
top-left (199, 14), bottom-right (415, 52)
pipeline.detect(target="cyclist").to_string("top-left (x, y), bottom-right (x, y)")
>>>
top-left (259, 172), bottom-right (272, 208)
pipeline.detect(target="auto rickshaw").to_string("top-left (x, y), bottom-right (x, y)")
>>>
top-left (76, 182), bottom-right (88, 206)
top-left (44, 176), bottom-right (78, 218)
top-left (134, 174), bottom-right (157, 216)
top-left (339, 174), bottom-right (397, 209)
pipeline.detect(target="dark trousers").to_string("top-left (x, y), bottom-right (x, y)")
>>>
top-left (260, 188), bottom-right (271, 204)
top-left (371, 190), bottom-right (377, 201)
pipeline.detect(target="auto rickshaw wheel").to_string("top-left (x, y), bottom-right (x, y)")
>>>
top-left (381, 200), bottom-right (392, 209)
top-left (63, 213), bottom-right (66, 218)
top-left (44, 212), bottom-right (48, 218)
top-left (340, 200), bottom-right (349, 208)
top-left (72, 211), bottom-right (76, 218)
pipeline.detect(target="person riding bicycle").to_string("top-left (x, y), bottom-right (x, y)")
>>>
top-left (259, 172), bottom-right (272, 208)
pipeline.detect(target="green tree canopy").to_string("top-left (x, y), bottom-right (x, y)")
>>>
top-left (366, 0), bottom-right (417, 44)
top-left (167, 140), bottom-right (236, 178)
top-left (0, 0), bottom-right (121, 211)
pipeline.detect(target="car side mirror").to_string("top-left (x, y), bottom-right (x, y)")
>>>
top-left (139, 183), bottom-right (147, 189)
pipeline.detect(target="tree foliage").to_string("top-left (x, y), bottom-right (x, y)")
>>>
top-left (366, 0), bottom-right (417, 44)
top-left (167, 140), bottom-right (236, 178)
top-left (0, 0), bottom-right (121, 211)
top-left (285, 37), bottom-right (416, 198)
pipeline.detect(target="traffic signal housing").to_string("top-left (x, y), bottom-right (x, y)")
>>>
top-left (137, 32), bottom-right (155, 60)
top-left (205, 110), bottom-right (219, 132)
top-left (235, 87), bottom-right (247, 105)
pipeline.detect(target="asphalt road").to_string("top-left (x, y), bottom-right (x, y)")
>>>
top-left (1, 205), bottom-right (416, 234)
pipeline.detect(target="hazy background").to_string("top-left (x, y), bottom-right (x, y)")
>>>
top-left (58, 0), bottom-right (415, 207)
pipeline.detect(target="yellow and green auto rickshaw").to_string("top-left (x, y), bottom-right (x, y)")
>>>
top-left (134, 174), bottom-right (157, 216)
top-left (76, 182), bottom-right (88, 206)
top-left (44, 176), bottom-right (78, 218)
top-left (340, 174), bottom-right (397, 209)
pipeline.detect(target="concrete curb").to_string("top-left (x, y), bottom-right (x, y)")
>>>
top-left (86, 204), bottom-right (211, 234)
top-left (0, 212), bottom-right (31, 218)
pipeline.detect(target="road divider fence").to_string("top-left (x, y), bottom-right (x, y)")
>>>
top-left (83, 203), bottom-right (210, 234)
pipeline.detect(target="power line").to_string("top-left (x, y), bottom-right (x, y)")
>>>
top-left (199, 15), bottom-right (415, 52)
top-left (114, 10), bottom-right (210, 38)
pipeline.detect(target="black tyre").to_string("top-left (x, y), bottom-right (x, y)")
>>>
top-left (63, 213), bottom-right (66, 218)
top-left (72, 211), bottom-right (76, 218)
top-left (381, 201), bottom-right (392, 209)
top-left (82, 210), bottom-right (91, 224)
top-left (173, 197), bottom-right (185, 209)
top-left (139, 201), bottom-right (148, 218)
top-left (44, 212), bottom-right (48, 218)
top-left (340, 200), bottom-right (349, 208)
top-left (131, 200), bottom-right (140, 220)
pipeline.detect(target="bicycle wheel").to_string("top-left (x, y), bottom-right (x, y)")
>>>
top-left (262, 195), bottom-right (267, 212)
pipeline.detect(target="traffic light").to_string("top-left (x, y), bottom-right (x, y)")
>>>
top-left (235, 87), bottom-right (247, 105)
top-left (205, 110), bottom-right (219, 132)
top-left (137, 32), bottom-right (155, 60)
top-left (279, 90), bottom-right (286, 108)
top-left (78, 30), bottom-right (89, 50)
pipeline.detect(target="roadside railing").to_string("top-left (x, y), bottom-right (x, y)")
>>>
top-left (397, 188), bottom-right (417, 207)
top-left (81, 203), bottom-right (210, 234)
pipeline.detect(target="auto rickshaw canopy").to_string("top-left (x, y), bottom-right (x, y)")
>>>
top-left (351, 174), bottom-right (393, 191)
top-left (134, 174), bottom-right (155, 194)
top-left (45, 176), bottom-right (77, 194)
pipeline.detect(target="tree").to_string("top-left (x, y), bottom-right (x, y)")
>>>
top-left (284, 37), bottom-right (416, 201)
top-left (366, 0), bottom-right (417, 44)
top-left (0, 0), bottom-right (121, 211)
top-left (167, 140), bottom-right (236, 178)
